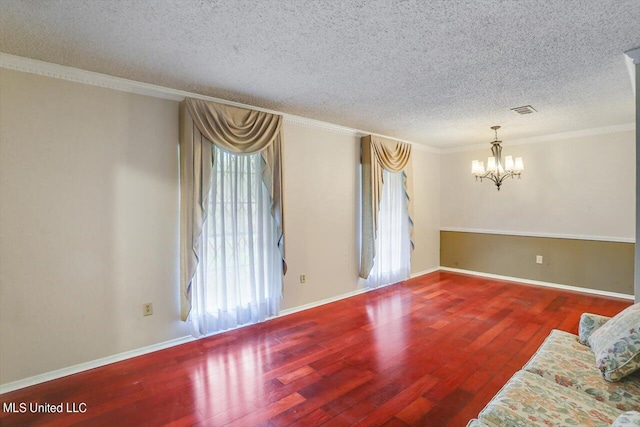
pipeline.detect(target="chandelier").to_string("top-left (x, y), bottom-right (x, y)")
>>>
top-left (471, 126), bottom-right (523, 190)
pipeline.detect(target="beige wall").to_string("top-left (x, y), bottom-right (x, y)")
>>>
top-left (411, 148), bottom-right (441, 273)
top-left (0, 69), bottom-right (441, 385)
top-left (280, 123), bottom-right (440, 309)
top-left (441, 231), bottom-right (634, 295)
top-left (280, 123), bottom-right (362, 308)
top-left (0, 63), bottom-right (633, 388)
top-left (440, 131), bottom-right (635, 240)
top-left (440, 130), bottom-right (635, 296)
top-left (0, 69), bottom-right (190, 384)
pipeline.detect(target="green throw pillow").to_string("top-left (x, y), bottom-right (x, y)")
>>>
top-left (588, 303), bottom-right (640, 381)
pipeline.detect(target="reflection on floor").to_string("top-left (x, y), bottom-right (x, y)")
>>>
top-left (0, 271), bottom-right (631, 426)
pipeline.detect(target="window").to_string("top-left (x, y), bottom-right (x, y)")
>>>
top-left (190, 146), bottom-right (281, 335)
top-left (366, 169), bottom-right (411, 288)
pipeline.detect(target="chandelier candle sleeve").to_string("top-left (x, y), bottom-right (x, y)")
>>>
top-left (514, 157), bottom-right (524, 172)
top-left (505, 156), bottom-right (514, 171)
top-left (471, 126), bottom-right (523, 191)
top-left (486, 156), bottom-right (497, 172)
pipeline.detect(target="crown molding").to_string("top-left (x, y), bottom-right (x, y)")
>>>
top-left (0, 52), bottom-right (439, 152)
top-left (441, 122), bottom-right (636, 154)
top-left (280, 116), bottom-right (440, 152)
top-left (624, 48), bottom-right (639, 96)
top-left (0, 52), bottom-right (186, 102)
top-left (283, 114), bottom-right (360, 136)
top-left (2, 52), bottom-right (631, 155)
top-left (625, 47), bottom-right (640, 64)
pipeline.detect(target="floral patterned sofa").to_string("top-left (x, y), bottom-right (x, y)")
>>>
top-left (468, 303), bottom-right (640, 427)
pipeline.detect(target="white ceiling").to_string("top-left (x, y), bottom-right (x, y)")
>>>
top-left (1, 0), bottom-right (638, 148)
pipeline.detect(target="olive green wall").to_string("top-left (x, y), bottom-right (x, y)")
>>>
top-left (441, 231), bottom-right (634, 296)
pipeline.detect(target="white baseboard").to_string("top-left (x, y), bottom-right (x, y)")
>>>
top-left (439, 266), bottom-right (635, 300)
top-left (0, 335), bottom-right (196, 395)
top-left (0, 282), bottom-right (397, 394)
top-left (0, 284), bottom-right (387, 394)
top-left (276, 268), bottom-right (441, 318)
top-left (12, 265), bottom-right (613, 395)
top-left (410, 267), bottom-right (440, 279)
top-left (276, 287), bottom-right (371, 318)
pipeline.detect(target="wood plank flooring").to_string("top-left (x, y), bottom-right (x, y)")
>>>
top-left (0, 271), bottom-right (632, 426)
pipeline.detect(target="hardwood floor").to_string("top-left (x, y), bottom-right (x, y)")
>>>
top-left (0, 271), bottom-right (632, 426)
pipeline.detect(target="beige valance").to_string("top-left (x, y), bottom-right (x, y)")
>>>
top-left (179, 98), bottom-right (286, 321)
top-left (360, 135), bottom-right (414, 279)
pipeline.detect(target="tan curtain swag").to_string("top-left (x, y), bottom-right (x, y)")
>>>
top-left (179, 98), bottom-right (286, 321)
top-left (360, 135), bottom-right (414, 279)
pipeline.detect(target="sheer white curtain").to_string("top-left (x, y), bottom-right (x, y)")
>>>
top-left (190, 146), bottom-right (282, 336)
top-left (366, 169), bottom-right (411, 289)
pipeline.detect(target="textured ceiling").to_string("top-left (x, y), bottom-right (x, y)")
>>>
top-left (1, 0), bottom-right (639, 147)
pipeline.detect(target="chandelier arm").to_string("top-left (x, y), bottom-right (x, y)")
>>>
top-left (497, 173), bottom-right (512, 185)
top-left (475, 170), bottom-right (523, 186)
top-left (501, 173), bottom-right (517, 185)
top-left (475, 172), bottom-right (497, 185)
top-left (475, 171), bottom-right (504, 186)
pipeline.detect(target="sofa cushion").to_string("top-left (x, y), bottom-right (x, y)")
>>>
top-left (612, 411), bottom-right (640, 427)
top-left (579, 313), bottom-right (612, 346)
top-left (523, 329), bottom-right (640, 412)
top-left (477, 370), bottom-right (622, 427)
top-left (589, 303), bottom-right (640, 381)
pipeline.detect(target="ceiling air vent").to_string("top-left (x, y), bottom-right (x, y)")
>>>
top-left (511, 105), bottom-right (537, 115)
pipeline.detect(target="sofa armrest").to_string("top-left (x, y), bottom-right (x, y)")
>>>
top-left (611, 411), bottom-right (640, 427)
top-left (578, 313), bottom-right (611, 346)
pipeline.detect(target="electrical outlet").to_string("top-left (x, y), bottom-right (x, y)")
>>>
top-left (299, 274), bottom-right (306, 284)
top-left (536, 255), bottom-right (543, 264)
top-left (143, 303), bottom-right (153, 316)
